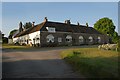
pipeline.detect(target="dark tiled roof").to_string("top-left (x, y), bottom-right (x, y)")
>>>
top-left (40, 21), bottom-right (74, 32)
top-left (41, 21), bottom-right (102, 34)
top-left (14, 21), bottom-right (102, 38)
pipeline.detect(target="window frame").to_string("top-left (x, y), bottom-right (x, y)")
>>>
top-left (88, 36), bottom-right (93, 42)
top-left (58, 37), bottom-right (62, 43)
top-left (79, 36), bottom-right (84, 43)
top-left (46, 34), bottom-right (54, 43)
top-left (66, 35), bottom-right (72, 42)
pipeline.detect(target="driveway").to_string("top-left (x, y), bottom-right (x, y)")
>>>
top-left (2, 47), bottom-right (85, 78)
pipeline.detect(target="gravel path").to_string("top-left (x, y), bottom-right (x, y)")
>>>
top-left (2, 47), bottom-right (84, 78)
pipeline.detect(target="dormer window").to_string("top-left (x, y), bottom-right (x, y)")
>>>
top-left (46, 27), bottom-right (56, 32)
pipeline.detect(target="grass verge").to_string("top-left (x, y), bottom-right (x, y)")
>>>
top-left (60, 48), bottom-right (119, 78)
top-left (2, 44), bottom-right (32, 50)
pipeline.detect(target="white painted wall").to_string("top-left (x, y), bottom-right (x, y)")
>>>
top-left (28, 31), bottom-right (40, 44)
top-left (13, 31), bottom-right (40, 45)
top-left (8, 39), bottom-right (13, 44)
top-left (13, 37), bottom-right (19, 43)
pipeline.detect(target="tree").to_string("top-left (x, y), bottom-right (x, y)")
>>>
top-left (23, 22), bottom-right (32, 29)
top-left (9, 29), bottom-right (18, 36)
top-left (112, 31), bottom-right (119, 43)
top-left (94, 17), bottom-right (118, 43)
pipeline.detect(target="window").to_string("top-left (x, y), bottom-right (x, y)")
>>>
top-left (66, 35), bottom-right (72, 42)
top-left (79, 36), bottom-right (84, 43)
top-left (36, 38), bottom-right (39, 40)
top-left (46, 27), bottom-right (55, 32)
top-left (97, 36), bottom-right (101, 43)
top-left (46, 34), bottom-right (54, 43)
top-left (29, 39), bottom-right (32, 41)
top-left (58, 37), bottom-right (62, 42)
top-left (88, 36), bottom-right (93, 42)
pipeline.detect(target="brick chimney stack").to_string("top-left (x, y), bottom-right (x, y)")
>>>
top-left (44, 17), bottom-right (48, 22)
top-left (65, 20), bottom-right (71, 24)
top-left (32, 22), bottom-right (35, 27)
top-left (77, 22), bottom-right (80, 26)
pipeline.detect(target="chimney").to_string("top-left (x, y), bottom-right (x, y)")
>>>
top-left (44, 17), bottom-right (48, 22)
top-left (23, 27), bottom-right (26, 31)
top-left (86, 23), bottom-right (88, 27)
top-left (77, 22), bottom-right (80, 26)
top-left (65, 20), bottom-right (71, 24)
top-left (32, 22), bottom-right (35, 27)
top-left (19, 21), bottom-right (23, 32)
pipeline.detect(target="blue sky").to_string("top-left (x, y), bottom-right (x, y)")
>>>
top-left (2, 2), bottom-right (119, 37)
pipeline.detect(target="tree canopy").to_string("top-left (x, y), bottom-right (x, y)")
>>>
top-left (9, 29), bottom-right (18, 36)
top-left (94, 17), bottom-right (118, 43)
top-left (23, 22), bottom-right (32, 29)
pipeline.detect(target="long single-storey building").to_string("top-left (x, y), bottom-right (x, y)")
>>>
top-left (12, 17), bottom-right (111, 47)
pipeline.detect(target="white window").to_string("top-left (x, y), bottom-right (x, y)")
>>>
top-left (79, 36), bottom-right (84, 43)
top-left (46, 27), bottom-right (55, 32)
top-left (46, 34), bottom-right (54, 43)
top-left (66, 35), bottom-right (72, 42)
top-left (88, 36), bottom-right (93, 42)
top-left (98, 36), bottom-right (101, 43)
top-left (58, 37), bottom-right (62, 42)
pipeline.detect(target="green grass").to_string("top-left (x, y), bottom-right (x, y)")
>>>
top-left (61, 48), bottom-right (119, 78)
top-left (2, 44), bottom-right (32, 49)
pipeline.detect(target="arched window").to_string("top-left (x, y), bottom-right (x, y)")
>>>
top-left (79, 36), bottom-right (84, 43)
top-left (98, 36), bottom-right (101, 43)
top-left (88, 36), bottom-right (93, 42)
top-left (66, 35), bottom-right (72, 42)
top-left (46, 34), bottom-right (54, 43)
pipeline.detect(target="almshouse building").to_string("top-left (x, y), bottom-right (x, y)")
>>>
top-left (12, 17), bottom-right (111, 47)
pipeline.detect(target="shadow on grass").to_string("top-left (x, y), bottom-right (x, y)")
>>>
top-left (64, 56), bottom-right (119, 79)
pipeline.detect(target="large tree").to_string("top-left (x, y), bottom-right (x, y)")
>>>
top-left (94, 17), bottom-right (118, 43)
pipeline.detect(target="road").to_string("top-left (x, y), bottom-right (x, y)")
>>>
top-left (2, 47), bottom-right (85, 78)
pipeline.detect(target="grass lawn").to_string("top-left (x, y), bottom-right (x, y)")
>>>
top-left (60, 48), bottom-right (119, 78)
top-left (2, 44), bottom-right (32, 50)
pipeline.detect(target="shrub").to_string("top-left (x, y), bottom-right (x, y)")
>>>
top-left (73, 51), bottom-right (81, 55)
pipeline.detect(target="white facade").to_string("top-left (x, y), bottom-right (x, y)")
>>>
top-left (13, 31), bottom-right (40, 45)
top-left (8, 39), bottom-right (13, 44)
top-left (13, 37), bottom-right (19, 43)
top-left (29, 31), bottom-right (40, 45)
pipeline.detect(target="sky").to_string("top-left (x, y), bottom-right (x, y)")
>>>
top-left (1, 2), bottom-right (119, 37)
